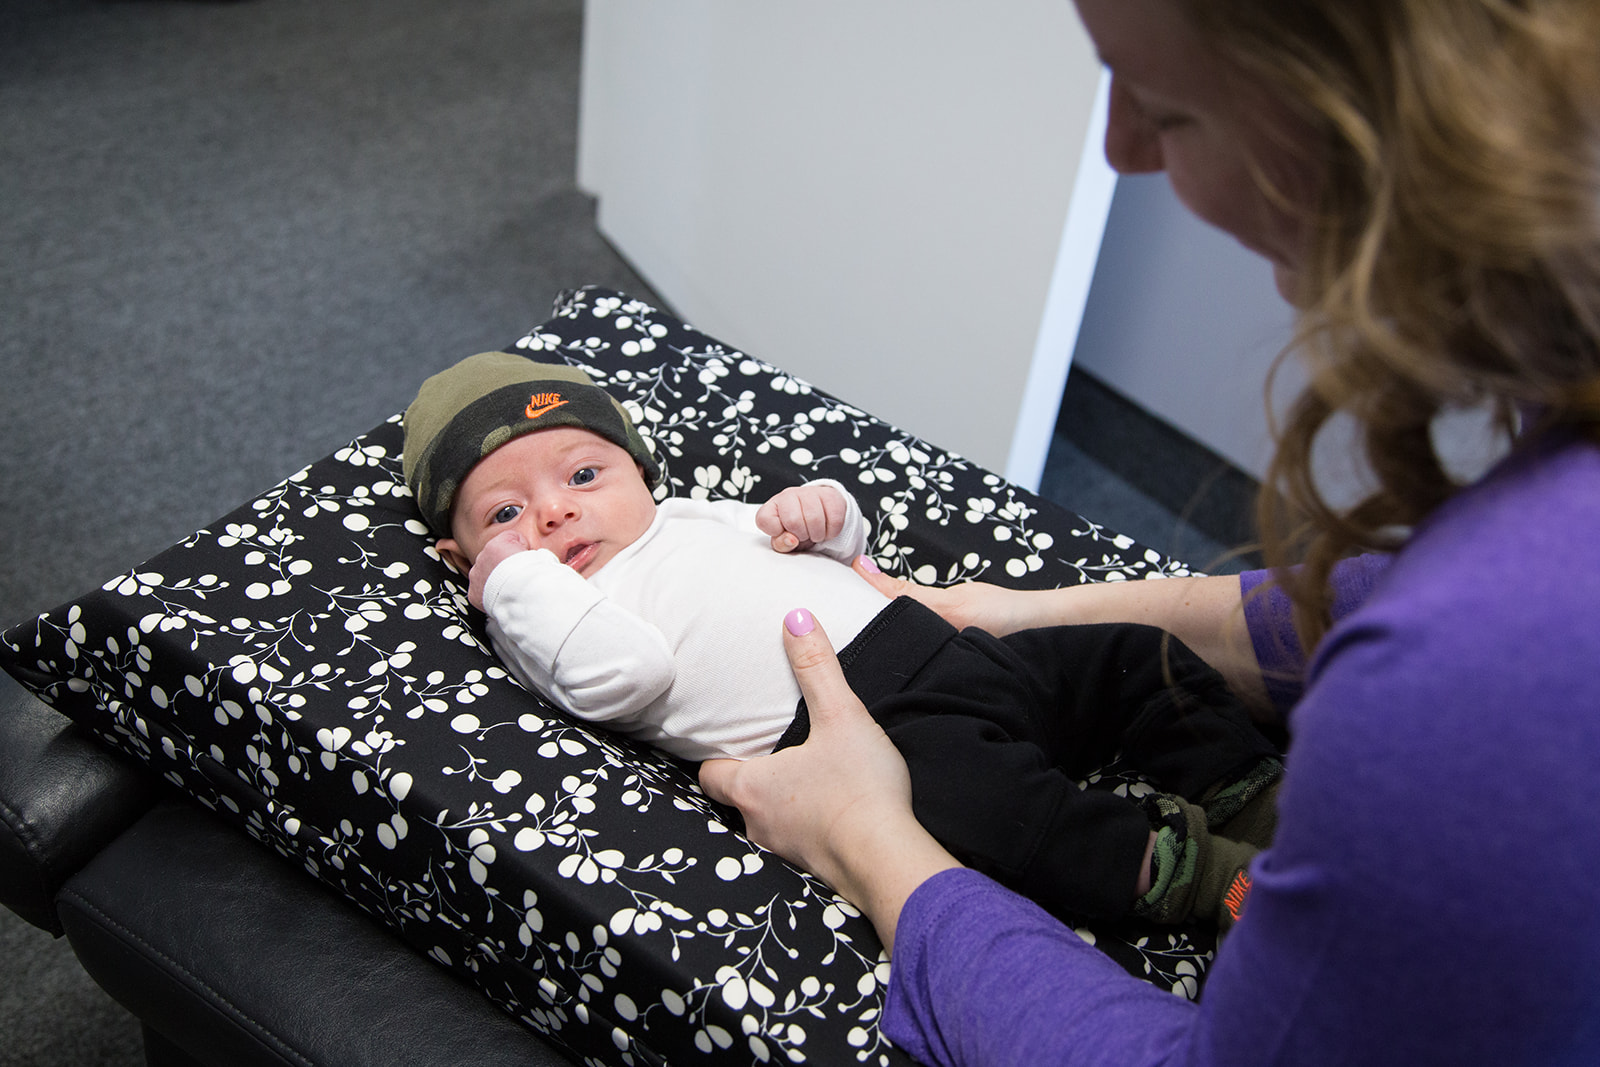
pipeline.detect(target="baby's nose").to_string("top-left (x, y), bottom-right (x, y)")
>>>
top-left (539, 499), bottom-right (578, 528)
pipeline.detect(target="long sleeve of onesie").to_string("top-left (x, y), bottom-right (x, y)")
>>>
top-left (660, 479), bottom-right (867, 563)
top-left (482, 547), bottom-right (676, 724)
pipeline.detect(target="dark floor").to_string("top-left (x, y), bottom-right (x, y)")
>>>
top-left (1050, 370), bottom-right (1259, 575)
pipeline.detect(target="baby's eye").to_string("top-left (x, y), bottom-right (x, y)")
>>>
top-left (492, 504), bottom-right (521, 525)
top-left (570, 467), bottom-right (597, 487)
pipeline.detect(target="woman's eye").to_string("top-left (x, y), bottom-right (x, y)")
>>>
top-left (1125, 86), bottom-right (1191, 134)
top-left (492, 504), bottom-right (521, 525)
top-left (570, 467), bottom-right (597, 487)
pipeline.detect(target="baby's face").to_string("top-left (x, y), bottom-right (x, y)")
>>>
top-left (437, 427), bottom-right (656, 578)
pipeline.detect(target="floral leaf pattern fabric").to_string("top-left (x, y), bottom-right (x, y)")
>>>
top-left (1, 288), bottom-right (1214, 1066)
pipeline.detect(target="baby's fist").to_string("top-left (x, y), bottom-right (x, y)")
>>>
top-left (756, 484), bottom-right (848, 553)
top-left (467, 530), bottom-right (529, 611)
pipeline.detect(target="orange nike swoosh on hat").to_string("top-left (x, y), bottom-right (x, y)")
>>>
top-left (525, 399), bottom-right (569, 420)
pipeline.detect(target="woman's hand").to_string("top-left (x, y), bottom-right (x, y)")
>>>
top-left (698, 609), bottom-right (960, 953)
top-left (852, 559), bottom-right (1272, 714)
top-left (850, 557), bottom-right (1033, 635)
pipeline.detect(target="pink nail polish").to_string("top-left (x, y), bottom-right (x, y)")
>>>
top-left (785, 608), bottom-right (815, 636)
top-left (857, 555), bottom-right (882, 574)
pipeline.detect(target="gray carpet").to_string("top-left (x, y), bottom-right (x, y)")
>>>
top-left (0, 0), bottom-right (661, 629)
top-left (0, 1), bottom-right (1249, 1063)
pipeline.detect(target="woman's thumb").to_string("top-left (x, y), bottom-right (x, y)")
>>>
top-left (781, 609), bottom-right (862, 727)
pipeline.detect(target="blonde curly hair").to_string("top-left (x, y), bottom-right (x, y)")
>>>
top-left (1184, 0), bottom-right (1600, 648)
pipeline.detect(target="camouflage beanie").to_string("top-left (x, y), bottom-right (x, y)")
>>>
top-left (402, 351), bottom-right (661, 535)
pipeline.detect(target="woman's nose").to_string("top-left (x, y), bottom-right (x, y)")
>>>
top-left (1103, 79), bottom-right (1164, 175)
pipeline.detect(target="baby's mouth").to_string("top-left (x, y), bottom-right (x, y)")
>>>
top-left (563, 541), bottom-right (598, 572)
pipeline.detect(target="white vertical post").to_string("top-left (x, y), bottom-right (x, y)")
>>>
top-left (1004, 70), bottom-right (1116, 491)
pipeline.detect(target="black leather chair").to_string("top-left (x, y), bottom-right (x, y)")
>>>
top-left (0, 671), bottom-right (576, 1067)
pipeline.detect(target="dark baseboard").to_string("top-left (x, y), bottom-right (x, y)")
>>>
top-left (1055, 369), bottom-right (1264, 568)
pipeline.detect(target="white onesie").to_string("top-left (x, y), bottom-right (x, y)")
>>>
top-left (480, 481), bottom-right (888, 760)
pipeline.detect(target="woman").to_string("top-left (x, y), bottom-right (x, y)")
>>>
top-left (700, 0), bottom-right (1600, 1064)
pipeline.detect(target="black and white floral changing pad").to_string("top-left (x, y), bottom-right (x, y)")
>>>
top-left (1, 288), bottom-right (1215, 1067)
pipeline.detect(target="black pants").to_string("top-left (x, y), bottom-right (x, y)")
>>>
top-left (776, 597), bottom-right (1279, 921)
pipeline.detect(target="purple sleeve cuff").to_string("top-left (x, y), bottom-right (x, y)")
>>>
top-left (884, 869), bottom-right (1192, 1066)
top-left (1240, 554), bottom-right (1392, 715)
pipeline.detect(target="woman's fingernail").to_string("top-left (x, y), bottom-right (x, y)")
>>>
top-left (785, 608), bottom-right (815, 636)
top-left (857, 555), bottom-right (882, 574)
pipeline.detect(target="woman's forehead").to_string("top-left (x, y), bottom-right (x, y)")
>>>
top-left (1075, 0), bottom-right (1224, 94)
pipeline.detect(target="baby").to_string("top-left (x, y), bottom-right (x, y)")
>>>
top-left (403, 351), bottom-right (1281, 929)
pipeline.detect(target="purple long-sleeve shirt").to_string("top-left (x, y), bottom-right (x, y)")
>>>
top-left (884, 433), bottom-right (1600, 1066)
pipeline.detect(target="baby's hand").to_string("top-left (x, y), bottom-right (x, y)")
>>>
top-left (756, 484), bottom-right (848, 553)
top-left (466, 529), bottom-right (530, 611)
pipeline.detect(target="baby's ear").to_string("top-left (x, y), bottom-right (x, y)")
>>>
top-left (435, 537), bottom-right (471, 576)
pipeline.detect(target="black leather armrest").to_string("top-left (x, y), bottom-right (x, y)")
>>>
top-left (58, 799), bottom-right (576, 1067)
top-left (0, 670), bottom-right (164, 934)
